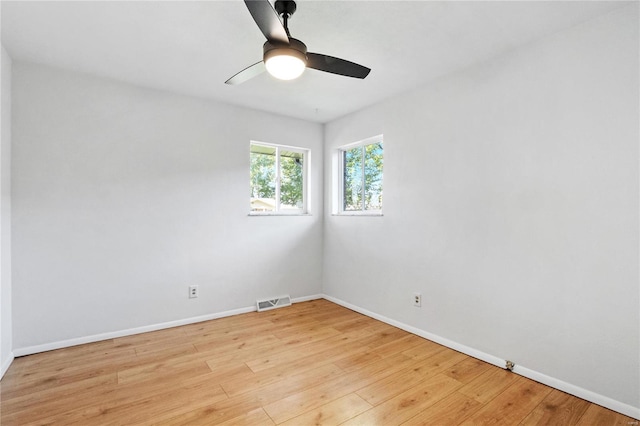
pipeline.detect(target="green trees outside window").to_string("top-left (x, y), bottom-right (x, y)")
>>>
top-left (343, 141), bottom-right (383, 212)
top-left (250, 143), bottom-right (306, 213)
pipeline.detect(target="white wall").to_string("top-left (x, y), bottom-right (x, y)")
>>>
top-left (1, 45), bottom-right (14, 376)
top-left (324, 4), bottom-right (638, 414)
top-left (11, 63), bottom-right (324, 351)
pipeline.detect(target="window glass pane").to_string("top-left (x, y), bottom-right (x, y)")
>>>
top-left (343, 147), bottom-right (362, 211)
top-left (339, 138), bottom-right (383, 214)
top-left (364, 142), bottom-right (383, 211)
top-left (280, 150), bottom-right (304, 211)
top-left (343, 146), bottom-right (363, 211)
top-left (250, 144), bottom-right (276, 212)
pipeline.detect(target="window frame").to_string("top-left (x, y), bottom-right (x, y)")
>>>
top-left (249, 141), bottom-right (310, 216)
top-left (336, 135), bottom-right (384, 216)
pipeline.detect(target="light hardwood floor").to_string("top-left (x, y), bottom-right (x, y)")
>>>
top-left (0, 299), bottom-right (636, 425)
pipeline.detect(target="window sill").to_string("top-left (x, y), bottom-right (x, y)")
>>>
top-left (332, 212), bottom-right (383, 217)
top-left (248, 213), bottom-right (312, 217)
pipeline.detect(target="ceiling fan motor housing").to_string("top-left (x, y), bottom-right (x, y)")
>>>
top-left (263, 38), bottom-right (308, 65)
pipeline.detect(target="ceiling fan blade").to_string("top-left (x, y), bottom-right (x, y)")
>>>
top-left (225, 61), bottom-right (266, 85)
top-left (306, 53), bottom-right (371, 79)
top-left (244, 0), bottom-right (289, 45)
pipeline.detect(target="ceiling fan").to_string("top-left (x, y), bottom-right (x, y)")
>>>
top-left (225, 0), bottom-right (371, 85)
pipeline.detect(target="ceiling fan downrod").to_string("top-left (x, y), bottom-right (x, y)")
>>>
top-left (275, 0), bottom-right (297, 38)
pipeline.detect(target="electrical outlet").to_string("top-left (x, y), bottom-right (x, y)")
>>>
top-left (413, 293), bottom-right (422, 307)
top-left (189, 285), bottom-right (199, 299)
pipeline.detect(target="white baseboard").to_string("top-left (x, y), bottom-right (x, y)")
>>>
top-left (13, 305), bottom-right (256, 357)
top-left (322, 294), bottom-right (640, 420)
top-left (12, 295), bottom-right (325, 358)
top-left (292, 294), bottom-right (324, 303)
top-left (0, 352), bottom-right (14, 379)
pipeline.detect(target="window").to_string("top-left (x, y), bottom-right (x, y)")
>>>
top-left (250, 142), bottom-right (308, 214)
top-left (339, 136), bottom-right (383, 214)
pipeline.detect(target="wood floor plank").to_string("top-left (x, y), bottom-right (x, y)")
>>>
top-left (1, 301), bottom-right (634, 426)
top-left (66, 376), bottom-right (228, 425)
top-left (402, 390), bottom-right (482, 425)
top-left (333, 350), bottom-right (383, 372)
top-left (330, 316), bottom-right (378, 334)
top-left (116, 357), bottom-right (211, 385)
top-left (187, 322), bottom-right (277, 343)
top-left (459, 376), bottom-right (552, 425)
top-left (520, 389), bottom-right (590, 425)
top-left (216, 407), bottom-right (275, 426)
top-left (282, 330), bottom-right (378, 371)
top-left (196, 334), bottom-right (282, 359)
top-left (0, 374), bottom-right (118, 425)
top-left (309, 309), bottom-right (361, 326)
top-left (575, 403), bottom-right (637, 426)
top-left (458, 365), bottom-right (521, 403)
top-left (114, 326), bottom-right (187, 346)
top-left (244, 329), bottom-right (344, 373)
top-left (153, 395), bottom-right (263, 425)
top-left (3, 343), bottom-right (197, 402)
top-left (269, 318), bottom-right (321, 332)
top-left (133, 341), bottom-right (197, 357)
top-left (343, 373), bottom-right (462, 426)
top-left (203, 362), bottom-right (255, 387)
top-left (355, 346), bottom-right (468, 407)
top-left (401, 338), bottom-right (448, 360)
top-left (443, 357), bottom-right (493, 384)
top-left (2, 344), bottom-right (135, 379)
top-left (219, 344), bottom-right (361, 397)
top-left (1, 361), bottom-right (122, 401)
top-left (221, 360), bottom-right (344, 400)
top-left (356, 363), bottom-right (436, 407)
top-left (358, 327), bottom-right (411, 348)
top-left (280, 393), bottom-right (373, 426)
top-left (156, 363), bottom-right (343, 424)
top-left (233, 362), bottom-right (345, 409)
top-left (371, 333), bottom-right (427, 359)
top-left (262, 355), bottom-right (406, 423)
top-left (10, 343), bottom-right (134, 374)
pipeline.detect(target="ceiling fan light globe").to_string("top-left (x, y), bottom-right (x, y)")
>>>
top-left (264, 49), bottom-right (307, 80)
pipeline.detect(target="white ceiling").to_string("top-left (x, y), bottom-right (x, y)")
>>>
top-left (1, 1), bottom-right (627, 123)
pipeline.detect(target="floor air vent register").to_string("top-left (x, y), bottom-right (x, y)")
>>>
top-left (256, 295), bottom-right (292, 312)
